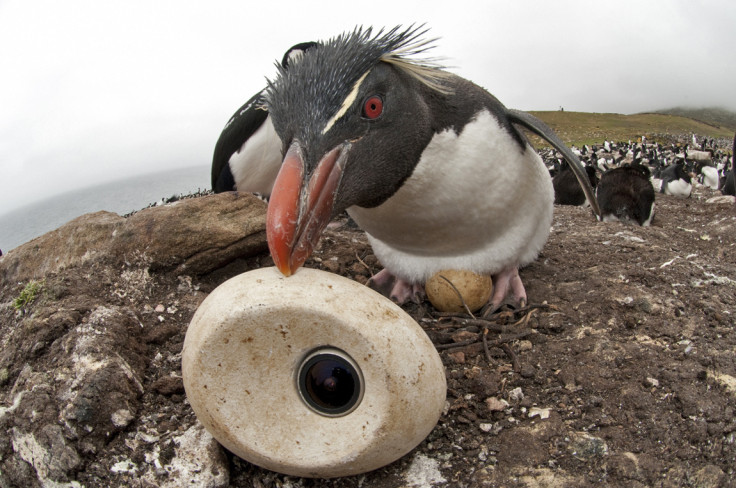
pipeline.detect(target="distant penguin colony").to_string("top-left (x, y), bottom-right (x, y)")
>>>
top-left (212, 25), bottom-right (735, 310)
top-left (543, 131), bottom-right (735, 219)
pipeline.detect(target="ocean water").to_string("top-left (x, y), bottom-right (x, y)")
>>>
top-left (0, 165), bottom-right (211, 253)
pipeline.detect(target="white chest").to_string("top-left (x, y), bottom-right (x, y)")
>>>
top-left (701, 166), bottom-right (719, 190)
top-left (348, 109), bottom-right (554, 281)
top-left (664, 178), bottom-right (692, 197)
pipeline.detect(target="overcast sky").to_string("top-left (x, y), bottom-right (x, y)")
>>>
top-left (1, 0), bottom-right (735, 214)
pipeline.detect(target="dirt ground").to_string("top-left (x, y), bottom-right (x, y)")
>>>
top-left (1, 180), bottom-right (735, 487)
top-left (282, 184), bottom-right (736, 487)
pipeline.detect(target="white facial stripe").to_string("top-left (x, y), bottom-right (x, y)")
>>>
top-left (321, 70), bottom-right (370, 135)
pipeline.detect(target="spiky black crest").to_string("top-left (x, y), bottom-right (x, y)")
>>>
top-left (264, 25), bottom-right (450, 148)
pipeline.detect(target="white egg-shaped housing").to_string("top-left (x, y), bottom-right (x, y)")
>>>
top-left (182, 267), bottom-right (446, 478)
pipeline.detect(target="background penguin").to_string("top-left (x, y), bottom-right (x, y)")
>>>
top-left (553, 160), bottom-right (599, 206)
top-left (660, 160), bottom-right (693, 197)
top-left (211, 42), bottom-right (318, 194)
top-left (263, 25), bottom-right (599, 308)
top-left (723, 166), bottom-right (735, 196)
top-left (596, 162), bottom-right (655, 226)
top-left (699, 164), bottom-right (720, 190)
top-left (721, 133), bottom-right (735, 196)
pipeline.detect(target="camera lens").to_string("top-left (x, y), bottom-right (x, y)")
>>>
top-left (297, 348), bottom-right (364, 416)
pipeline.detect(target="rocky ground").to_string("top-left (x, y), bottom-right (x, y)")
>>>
top-left (0, 179), bottom-right (735, 487)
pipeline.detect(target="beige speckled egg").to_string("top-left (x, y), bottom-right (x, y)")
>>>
top-left (425, 269), bottom-right (493, 313)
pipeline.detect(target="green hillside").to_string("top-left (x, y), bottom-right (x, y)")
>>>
top-left (648, 106), bottom-right (736, 131)
top-left (525, 111), bottom-right (735, 148)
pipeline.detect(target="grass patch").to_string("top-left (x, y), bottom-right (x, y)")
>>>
top-left (13, 279), bottom-right (45, 315)
top-left (522, 111), bottom-right (735, 148)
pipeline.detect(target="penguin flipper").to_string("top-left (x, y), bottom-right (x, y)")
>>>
top-left (506, 109), bottom-right (601, 218)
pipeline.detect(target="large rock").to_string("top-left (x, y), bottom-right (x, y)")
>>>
top-left (0, 192), bottom-right (267, 286)
top-left (1, 305), bottom-right (148, 487)
top-left (0, 192), bottom-right (267, 486)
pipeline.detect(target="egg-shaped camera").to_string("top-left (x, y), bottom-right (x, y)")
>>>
top-left (182, 267), bottom-right (446, 478)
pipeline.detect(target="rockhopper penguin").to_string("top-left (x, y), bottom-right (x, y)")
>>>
top-left (264, 26), bottom-right (599, 308)
top-left (211, 42), bottom-right (318, 194)
top-left (721, 132), bottom-right (735, 196)
top-left (596, 163), bottom-right (656, 226)
top-left (660, 160), bottom-right (693, 197)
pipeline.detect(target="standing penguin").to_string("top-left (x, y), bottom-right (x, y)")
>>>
top-left (211, 42), bottom-right (318, 194)
top-left (264, 26), bottom-right (599, 308)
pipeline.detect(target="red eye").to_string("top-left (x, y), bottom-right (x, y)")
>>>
top-left (363, 95), bottom-right (383, 119)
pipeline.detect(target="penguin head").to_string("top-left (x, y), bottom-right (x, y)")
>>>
top-left (264, 25), bottom-right (452, 276)
top-left (629, 160), bottom-right (651, 178)
top-left (585, 164), bottom-right (600, 187)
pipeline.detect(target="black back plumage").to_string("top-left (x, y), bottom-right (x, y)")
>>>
top-left (597, 163), bottom-right (655, 226)
top-left (553, 162), bottom-right (599, 205)
top-left (211, 91), bottom-right (269, 192)
top-left (211, 42), bottom-right (318, 192)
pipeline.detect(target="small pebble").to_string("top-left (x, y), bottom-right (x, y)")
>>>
top-left (447, 351), bottom-right (466, 364)
top-left (508, 387), bottom-right (524, 402)
top-left (485, 397), bottom-right (509, 412)
top-left (111, 409), bottom-right (134, 428)
top-left (520, 364), bottom-right (536, 378)
top-left (528, 407), bottom-right (551, 419)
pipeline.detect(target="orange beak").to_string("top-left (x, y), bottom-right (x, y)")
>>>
top-left (266, 142), bottom-right (346, 276)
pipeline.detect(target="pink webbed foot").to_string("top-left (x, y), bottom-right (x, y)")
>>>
top-left (488, 266), bottom-right (527, 312)
top-left (367, 269), bottom-right (425, 304)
